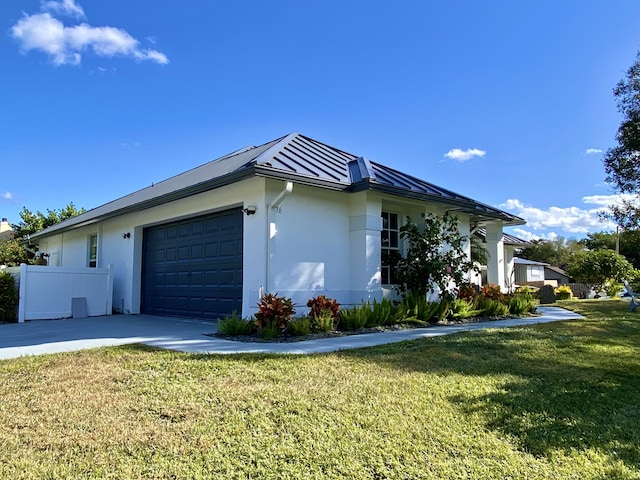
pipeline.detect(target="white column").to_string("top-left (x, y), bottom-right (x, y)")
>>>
top-left (485, 222), bottom-right (505, 289)
top-left (349, 193), bottom-right (382, 305)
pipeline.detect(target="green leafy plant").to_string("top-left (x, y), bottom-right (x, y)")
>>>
top-left (217, 311), bottom-right (254, 336)
top-left (312, 309), bottom-right (335, 333)
top-left (477, 296), bottom-right (510, 317)
top-left (507, 295), bottom-right (536, 315)
top-left (286, 317), bottom-right (311, 336)
top-left (451, 298), bottom-right (483, 320)
top-left (339, 305), bottom-right (368, 330)
top-left (399, 291), bottom-right (440, 323)
top-left (371, 298), bottom-right (394, 326)
top-left (0, 271), bottom-right (18, 322)
top-left (255, 293), bottom-right (295, 335)
top-left (395, 212), bottom-right (477, 299)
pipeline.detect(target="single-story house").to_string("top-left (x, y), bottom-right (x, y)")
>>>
top-left (513, 257), bottom-right (556, 287)
top-left (30, 132), bottom-right (525, 320)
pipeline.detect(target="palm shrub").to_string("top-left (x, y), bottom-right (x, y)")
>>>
top-left (217, 311), bottom-right (255, 336)
top-left (255, 293), bottom-right (295, 337)
top-left (0, 271), bottom-right (18, 322)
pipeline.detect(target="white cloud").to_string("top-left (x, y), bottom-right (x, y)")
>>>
top-left (41, 0), bottom-right (85, 19)
top-left (10, 2), bottom-right (169, 66)
top-left (499, 196), bottom-right (622, 236)
top-left (444, 148), bottom-right (486, 162)
top-left (510, 228), bottom-right (559, 242)
top-left (1, 192), bottom-right (13, 200)
top-left (586, 148), bottom-right (603, 155)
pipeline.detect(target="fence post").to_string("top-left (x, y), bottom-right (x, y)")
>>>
top-left (18, 263), bottom-right (27, 323)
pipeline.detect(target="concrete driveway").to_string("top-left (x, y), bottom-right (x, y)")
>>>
top-left (0, 306), bottom-right (584, 360)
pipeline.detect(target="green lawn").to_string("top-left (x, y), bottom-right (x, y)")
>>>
top-left (1, 300), bottom-right (639, 479)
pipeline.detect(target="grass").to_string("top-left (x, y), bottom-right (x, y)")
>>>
top-left (0, 300), bottom-right (639, 479)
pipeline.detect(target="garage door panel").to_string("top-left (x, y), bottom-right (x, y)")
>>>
top-left (142, 208), bottom-right (243, 319)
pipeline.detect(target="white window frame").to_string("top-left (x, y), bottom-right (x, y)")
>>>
top-left (381, 211), bottom-right (401, 285)
top-left (88, 234), bottom-right (98, 268)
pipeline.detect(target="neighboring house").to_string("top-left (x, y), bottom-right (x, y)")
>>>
top-left (0, 217), bottom-right (13, 242)
top-left (30, 132), bottom-right (525, 320)
top-left (544, 265), bottom-right (574, 285)
top-left (472, 229), bottom-right (530, 289)
top-left (513, 257), bottom-right (554, 287)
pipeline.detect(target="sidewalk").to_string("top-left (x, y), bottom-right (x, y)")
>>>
top-left (0, 306), bottom-right (583, 360)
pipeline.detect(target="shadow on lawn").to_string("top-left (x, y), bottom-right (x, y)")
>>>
top-left (342, 304), bottom-right (640, 469)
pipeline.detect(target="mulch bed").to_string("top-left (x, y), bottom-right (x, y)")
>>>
top-left (211, 314), bottom-right (530, 343)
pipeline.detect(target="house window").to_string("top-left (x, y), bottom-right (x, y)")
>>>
top-left (88, 234), bottom-right (98, 268)
top-left (381, 212), bottom-right (400, 285)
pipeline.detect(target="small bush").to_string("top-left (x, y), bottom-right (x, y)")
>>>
top-left (554, 285), bottom-right (573, 300)
top-left (217, 312), bottom-right (254, 336)
top-left (0, 271), bottom-right (18, 322)
top-left (602, 279), bottom-right (622, 298)
top-left (287, 317), bottom-right (311, 336)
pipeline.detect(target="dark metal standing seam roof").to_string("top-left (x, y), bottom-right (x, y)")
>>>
top-left (31, 132), bottom-right (525, 239)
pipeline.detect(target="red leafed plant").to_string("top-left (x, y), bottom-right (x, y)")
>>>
top-left (255, 293), bottom-right (295, 331)
top-left (481, 284), bottom-right (504, 302)
top-left (456, 284), bottom-right (478, 303)
top-left (306, 295), bottom-right (341, 321)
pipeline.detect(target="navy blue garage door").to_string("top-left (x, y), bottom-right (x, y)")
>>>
top-left (142, 209), bottom-right (243, 319)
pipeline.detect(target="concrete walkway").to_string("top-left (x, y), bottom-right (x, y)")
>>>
top-left (0, 306), bottom-right (583, 360)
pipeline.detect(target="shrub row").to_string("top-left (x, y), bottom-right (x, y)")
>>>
top-left (218, 286), bottom-right (537, 339)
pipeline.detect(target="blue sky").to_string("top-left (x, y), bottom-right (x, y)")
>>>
top-left (1, 0), bottom-right (639, 241)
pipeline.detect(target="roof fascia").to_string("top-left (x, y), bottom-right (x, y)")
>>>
top-left (352, 181), bottom-right (526, 226)
top-left (31, 167), bottom-right (258, 239)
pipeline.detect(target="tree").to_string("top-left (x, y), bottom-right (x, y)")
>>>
top-left (12, 203), bottom-right (85, 239)
top-left (582, 229), bottom-right (640, 269)
top-left (0, 203), bottom-right (85, 266)
top-left (0, 238), bottom-right (30, 267)
top-left (395, 212), bottom-right (476, 298)
top-left (566, 249), bottom-right (636, 294)
top-left (518, 237), bottom-right (583, 269)
top-left (603, 50), bottom-right (640, 229)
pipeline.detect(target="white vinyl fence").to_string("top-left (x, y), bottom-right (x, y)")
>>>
top-left (6, 264), bottom-right (113, 323)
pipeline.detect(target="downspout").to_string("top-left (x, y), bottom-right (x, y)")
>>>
top-left (264, 181), bottom-right (294, 296)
